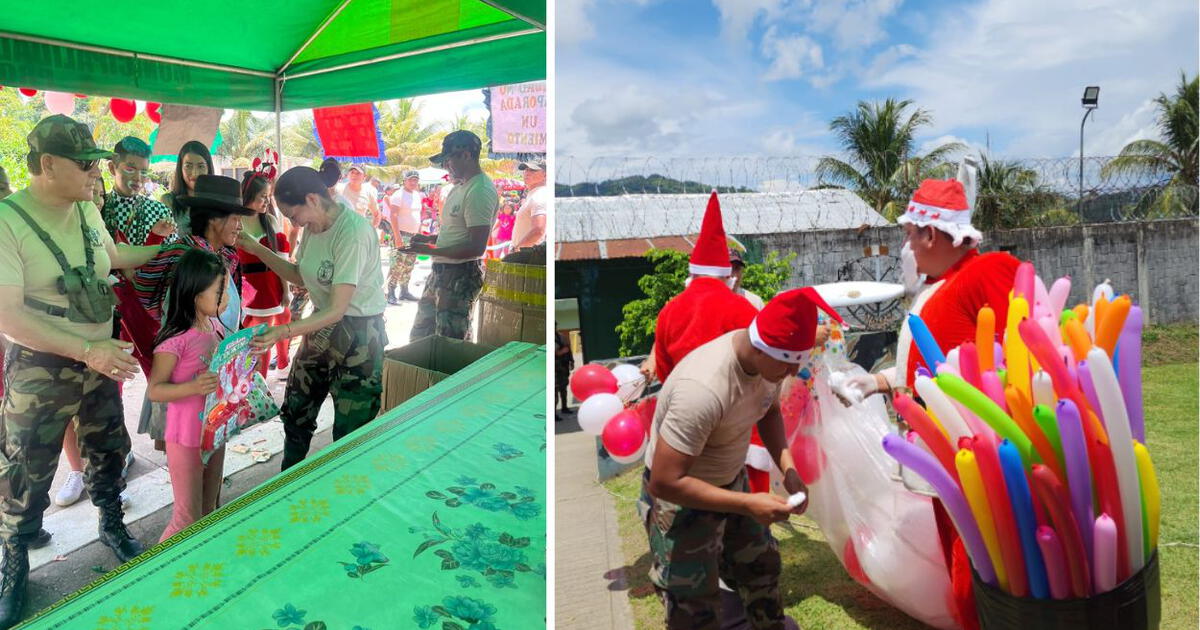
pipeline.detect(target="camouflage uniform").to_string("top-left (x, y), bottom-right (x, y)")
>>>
top-left (409, 261), bottom-right (483, 341)
top-left (279, 315), bottom-right (387, 470)
top-left (387, 233), bottom-right (417, 296)
top-left (0, 347), bottom-right (130, 543)
top-left (637, 469), bottom-right (786, 630)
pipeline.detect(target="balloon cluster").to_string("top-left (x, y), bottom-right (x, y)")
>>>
top-left (884, 263), bottom-right (1159, 601)
top-left (570, 363), bottom-right (649, 463)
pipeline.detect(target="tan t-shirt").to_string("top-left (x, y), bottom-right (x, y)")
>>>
top-left (644, 331), bottom-right (781, 486)
top-left (296, 202), bottom-right (386, 317)
top-left (0, 189), bottom-right (115, 343)
top-left (434, 173), bottom-right (498, 263)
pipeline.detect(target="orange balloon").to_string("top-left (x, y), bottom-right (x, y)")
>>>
top-left (977, 306), bottom-right (996, 373)
top-left (1094, 294), bottom-right (1110, 336)
top-left (1063, 318), bottom-right (1092, 362)
top-left (1095, 295), bottom-right (1130, 358)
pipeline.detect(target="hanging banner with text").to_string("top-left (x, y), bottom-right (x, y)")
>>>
top-left (485, 81), bottom-right (546, 157)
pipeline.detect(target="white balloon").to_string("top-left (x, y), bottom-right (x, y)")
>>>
top-left (44, 91), bottom-right (75, 116)
top-left (611, 363), bottom-right (641, 383)
top-left (612, 363), bottom-right (646, 403)
top-left (577, 393), bottom-right (623, 436)
top-left (609, 437), bottom-right (646, 464)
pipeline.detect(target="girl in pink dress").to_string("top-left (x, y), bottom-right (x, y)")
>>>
top-left (147, 249), bottom-right (229, 542)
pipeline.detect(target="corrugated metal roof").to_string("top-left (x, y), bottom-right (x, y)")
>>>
top-left (556, 190), bottom-right (887, 242)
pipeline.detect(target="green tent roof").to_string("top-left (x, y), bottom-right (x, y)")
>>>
top-left (0, 0), bottom-right (545, 111)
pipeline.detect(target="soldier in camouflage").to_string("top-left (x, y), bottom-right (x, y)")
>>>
top-left (639, 288), bottom-right (842, 630)
top-left (405, 131), bottom-right (497, 341)
top-left (0, 115), bottom-right (164, 628)
top-left (239, 166), bottom-right (388, 472)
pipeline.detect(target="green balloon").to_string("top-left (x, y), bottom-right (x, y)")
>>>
top-left (1032, 404), bottom-right (1066, 474)
top-left (935, 372), bottom-right (1033, 462)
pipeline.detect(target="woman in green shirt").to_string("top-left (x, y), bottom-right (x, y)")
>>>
top-left (239, 166), bottom-right (387, 470)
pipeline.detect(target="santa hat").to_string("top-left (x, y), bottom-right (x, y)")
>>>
top-left (748, 287), bottom-right (845, 364)
top-left (689, 191), bottom-right (732, 276)
top-left (897, 160), bottom-right (983, 247)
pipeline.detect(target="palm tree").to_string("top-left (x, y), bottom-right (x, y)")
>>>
top-left (377, 99), bottom-right (442, 177)
top-left (816, 98), bottom-right (963, 220)
top-left (1101, 72), bottom-right (1198, 217)
top-left (973, 154), bottom-right (1058, 229)
top-left (282, 116), bottom-right (321, 163)
top-left (217, 110), bottom-right (272, 165)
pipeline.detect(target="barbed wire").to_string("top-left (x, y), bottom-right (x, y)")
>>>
top-left (555, 155), bottom-right (1198, 240)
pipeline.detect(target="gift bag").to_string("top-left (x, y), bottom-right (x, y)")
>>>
top-left (199, 325), bottom-right (280, 462)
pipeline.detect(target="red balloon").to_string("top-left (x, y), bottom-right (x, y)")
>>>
top-left (74, 93), bottom-right (86, 98)
top-left (601, 410), bottom-right (646, 458)
top-left (110, 98), bottom-right (136, 123)
top-left (569, 364), bottom-right (618, 401)
top-left (843, 536), bottom-right (872, 586)
top-left (145, 102), bottom-right (162, 123)
top-left (790, 433), bottom-right (826, 485)
top-left (632, 396), bottom-right (657, 435)
top-left (19, 88), bottom-right (37, 97)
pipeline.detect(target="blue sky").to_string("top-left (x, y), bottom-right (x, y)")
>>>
top-left (557, 0), bottom-right (1198, 167)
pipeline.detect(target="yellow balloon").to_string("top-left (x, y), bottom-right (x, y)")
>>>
top-left (1005, 297), bottom-right (1032, 401)
top-left (956, 449), bottom-right (1008, 592)
top-left (1133, 441), bottom-right (1161, 555)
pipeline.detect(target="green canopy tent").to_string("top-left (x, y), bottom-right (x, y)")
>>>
top-left (0, 0), bottom-right (545, 152)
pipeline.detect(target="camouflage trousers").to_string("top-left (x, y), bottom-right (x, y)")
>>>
top-left (280, 315), bottom-right (387, 471)
top-left (0, 345), bottom-right (130, 542)
top-left (387, 234), bottom-right (417, 294)
top-left (410, 261), bottom-right (483, 341)
top-left (638, 469), bottom-right (786, 630)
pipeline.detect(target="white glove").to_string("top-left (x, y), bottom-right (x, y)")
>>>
top-left (830, 372), bottom-right (884, 407)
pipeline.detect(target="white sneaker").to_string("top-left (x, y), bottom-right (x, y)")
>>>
top-left (120, 492), bottom-right (131, 510)
top-left (54, 470), bottom-right (85, 507)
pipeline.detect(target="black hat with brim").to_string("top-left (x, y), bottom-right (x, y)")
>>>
top-left (429, 130), bottom-right (483, 164)
top-left (178, 174), bottom-right (255, 216)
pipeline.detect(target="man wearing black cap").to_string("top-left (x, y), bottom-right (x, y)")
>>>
top-left (0, 115), bottom-right (168, 626)
top-left (404, 130), bottom-right (498, 340)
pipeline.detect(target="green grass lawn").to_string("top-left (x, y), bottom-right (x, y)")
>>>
top-left (604, 360), bottom-right (1198, 629)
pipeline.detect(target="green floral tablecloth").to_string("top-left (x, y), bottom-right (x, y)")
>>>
top-left (19, 342), bottom-right (547, 630)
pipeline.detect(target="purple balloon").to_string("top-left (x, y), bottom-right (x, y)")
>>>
top-left (994, 342), bottom-right (1005, 371)
top-left (1118, 306), bottom-right (1145, 442)
top-left (1077, 361), bottom-right (1106, 430)
top-left (1056, 399), bottom-right (1095, 564)
top-left (882, 434), bottom-right (997, 585)
top-left (916, 366), bottom-right (933, 380)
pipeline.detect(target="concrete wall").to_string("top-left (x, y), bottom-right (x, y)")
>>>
top-left (748, 218), bottom-right (1198, 324)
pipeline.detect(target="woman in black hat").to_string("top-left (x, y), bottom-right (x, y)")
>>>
top-left (237, 166), bottom-right (387, 470)
top-left (132, 174), bottom-right (254, 445)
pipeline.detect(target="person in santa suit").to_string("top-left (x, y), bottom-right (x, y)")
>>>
top-left (646, 192), bottom-right (760, 383)
top-left (840, 162), bottom-right (1020, 630)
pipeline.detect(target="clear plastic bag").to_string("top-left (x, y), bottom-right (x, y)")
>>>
top-left (781, 353), bottom-right (960, 630)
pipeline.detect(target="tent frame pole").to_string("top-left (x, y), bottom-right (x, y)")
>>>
top-left (274, 76), bottom-right (284, 166)
top-left (282, 28), bottom-right (540, 81)
top-left (476, 0), bottom-right (546, 30)
top-left (278, 0), bottom-right (356, 74)
top-left (0, 31), bottom-right (274, 78)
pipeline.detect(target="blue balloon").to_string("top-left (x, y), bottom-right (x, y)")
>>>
top-left (907, 313), bottom-right (947, 374)
top-left (999, 439), bottom-right (1050, 599)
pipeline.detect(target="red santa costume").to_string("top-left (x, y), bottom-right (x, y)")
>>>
top-left (651, 192), bottom-right (781, 493)
top-left (883, 175), bottom-right (1020, 630)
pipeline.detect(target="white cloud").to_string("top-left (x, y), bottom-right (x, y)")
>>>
top-left (710, 0), bottom-right (790, 43)
top-left (557, 0), bottom-right (599, 46)
top-left (806, 0), bottom-right (903, 51)
top-left (867, 0), bottom-right (1197, 157)
top-left (761, 27), bottom-right (824, 82)
top-left (412, 90), bottom-right (487, 127)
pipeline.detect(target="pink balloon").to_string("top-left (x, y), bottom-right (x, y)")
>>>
top-left (1014, 261), bottom-right (1035, 302)
top-left (569, 364), bottom-right (618, 400)
top-left (790, 433), bottom-right (826, 484)
top-left (1033, 274), bottom-right (1051, 319)
top-left (601, 410), bottom-right (647, 459)
top-left (44, 91), bottom-right (75, 116)
top-left (631, 396), bottom-right (657, 436)
top-left (1048, 276), bottom-right (1072, 316)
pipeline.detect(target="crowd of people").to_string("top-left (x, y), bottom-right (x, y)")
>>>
top-left (0, 113), bottom-right (546, 628)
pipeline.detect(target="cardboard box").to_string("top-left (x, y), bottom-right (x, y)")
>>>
top-left (477, 260), bottom-right (546, 347)
top-left (381, 335), bottom-right (496, 412)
